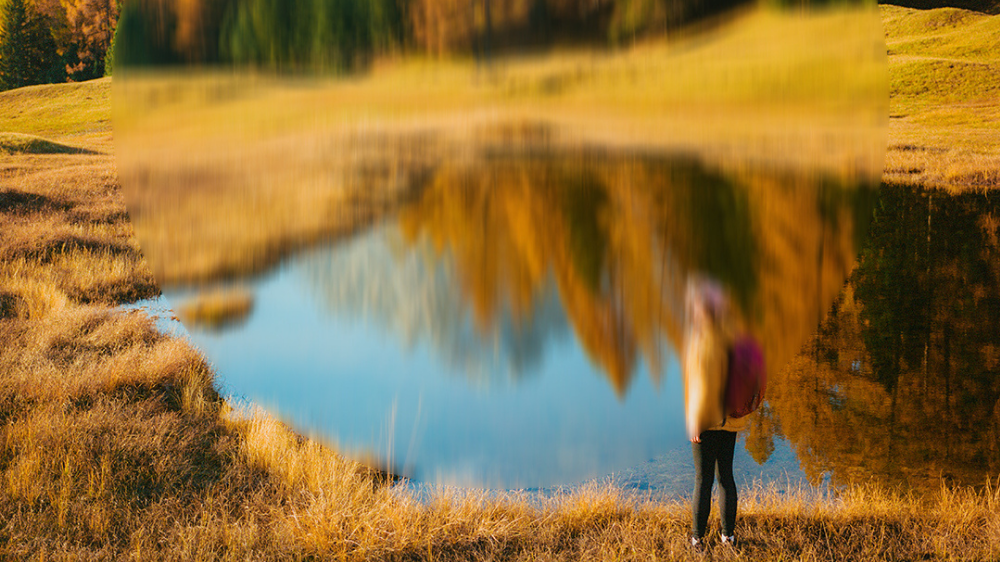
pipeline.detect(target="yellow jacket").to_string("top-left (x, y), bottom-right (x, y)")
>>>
top-left (683, 314), bottom-right (748, 438)
top-left (711, 411), bottom-right (748, 433)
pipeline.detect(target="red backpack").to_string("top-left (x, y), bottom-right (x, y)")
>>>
top-left (725, 335), bottom-right (766, 419)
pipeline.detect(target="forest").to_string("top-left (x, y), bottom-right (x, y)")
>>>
top-left (752, 184), bottom-right (1000, 490)
top-left (0, 0), bottom-right (116, 88)
top-left (1, 0), bottom-right (874, 90)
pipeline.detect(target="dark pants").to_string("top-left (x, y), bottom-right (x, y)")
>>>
top-left (692, 430), bottom-right (738, 538)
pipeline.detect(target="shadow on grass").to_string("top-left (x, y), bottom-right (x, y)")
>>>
top-left (881, 0), bottom-right (1000, 14)
top-left (0, 190), bottom-right (71, 215)
top-left (0, 133), bottom-right (101, 155)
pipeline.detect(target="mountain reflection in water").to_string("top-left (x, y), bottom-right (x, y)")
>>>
top-left (296, 231), bottom-right (571, 386)
top-left (169, 150), bottom-right (880, 490)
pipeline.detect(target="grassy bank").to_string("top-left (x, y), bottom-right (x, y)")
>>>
top-left (2, 299), bottom-right (999, 560)
top-left (1, 4), bottom-right (999, 560)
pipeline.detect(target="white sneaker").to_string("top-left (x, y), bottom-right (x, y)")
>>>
top-left (690, 536), bottom-right (706, 554)
top-left (720, 534), bottom-right (737, 548)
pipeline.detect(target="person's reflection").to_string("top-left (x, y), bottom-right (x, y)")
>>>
top-left (684, 277), bottom-right (746, 551)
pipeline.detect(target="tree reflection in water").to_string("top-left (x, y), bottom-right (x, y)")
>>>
top-left (297, 227), bottom-right (571, 385)
top-left (765, 183), bottom-right (1000, 492)
top-left (300, 151), bottom-right (956, 487)
top-left (389, 153), bottom-right (876, 395)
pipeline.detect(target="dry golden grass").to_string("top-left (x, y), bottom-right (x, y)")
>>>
top-left (2, 132), bottom-right (998, 562)
top-left (1, 304), bottom-right (998, 561)
top-left (0, 137), bottom-right (157, 313)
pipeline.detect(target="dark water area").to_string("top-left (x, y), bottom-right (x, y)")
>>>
top-left (769, 183), bottom-right (1000, 493)
top-left (159, 152), bottom-right (997, 494)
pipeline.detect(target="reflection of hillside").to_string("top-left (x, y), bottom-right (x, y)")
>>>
top-left (296, 228), bottom-right (571, 384)
top-left (762, 184), bottom-right (1000, 491)
top-left (393, 152), bottom-right (874, 398)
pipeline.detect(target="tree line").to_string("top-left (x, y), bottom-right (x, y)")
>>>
top-left (1, 0), bottom-right (868, 90)
top-left (106, 0), bottom-right (757, 70)
top-left (0, 0), bottom-right (117, 90)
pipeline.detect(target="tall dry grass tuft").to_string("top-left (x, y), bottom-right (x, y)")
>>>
top-left (0, 152), bottom-right (158, 308)
top-left (6, 189), bottom-right (1000, 553)
top-left (4, 303), bottom-right (1000, 560)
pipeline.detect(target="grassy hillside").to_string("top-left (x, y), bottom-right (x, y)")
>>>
top-left (0, 78), bottom-right (112, 141)
top-left (883, 0), bottom-right (1000, 14)
top-left (883, 4), bottom-right (1000, 188)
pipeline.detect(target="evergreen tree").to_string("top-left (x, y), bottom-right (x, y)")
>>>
top-left (111, 0), bottom-right (177, 69)
top-left (0, 0), bottom-right (62, 90)
top-left (0, 0), bottom-right (31, 89)
top-left (104, 1), bottom-right (118, 75)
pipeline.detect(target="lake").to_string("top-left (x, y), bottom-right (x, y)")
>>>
top-left (153, 150), bottom-right (993, 494)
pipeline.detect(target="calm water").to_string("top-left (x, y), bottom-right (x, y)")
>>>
top-left (770, 184), bottom-right (1000, 492)
top-left (159, 154), bottom-right (998, 493)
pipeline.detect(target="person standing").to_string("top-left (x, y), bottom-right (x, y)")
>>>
top-left (683, 278), bottom-right (747, 552)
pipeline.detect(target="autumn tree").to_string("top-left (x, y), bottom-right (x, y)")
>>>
top-left (173, 0), bottom-right (231, 63)
top-left (30, 0), bottom-right (120, 80)
top-left (65, 0), bottom-right (119, 78)
top-left (408, 0), bottom-right (468, 56)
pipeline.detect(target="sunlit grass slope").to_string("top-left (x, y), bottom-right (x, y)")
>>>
top-left (0, 80), bottom-right (155, 313)
top-left (0, 78), bottom-right (112, 142)
top-left (883, 4), bottom-right (1000, 189)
